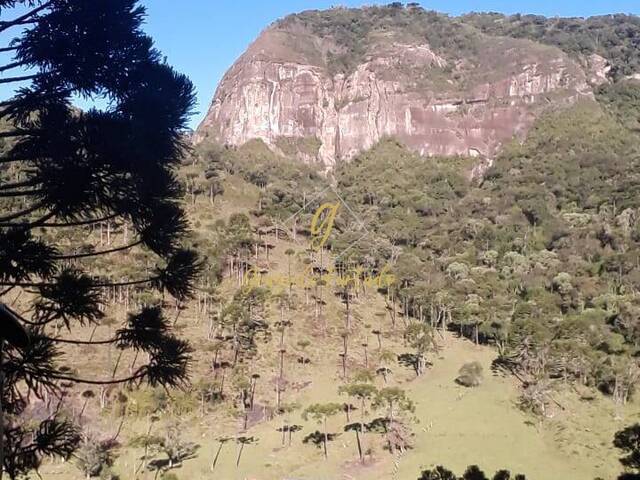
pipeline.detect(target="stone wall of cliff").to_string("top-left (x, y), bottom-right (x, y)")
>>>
top-left (195, 10), bottom-right (605, 168)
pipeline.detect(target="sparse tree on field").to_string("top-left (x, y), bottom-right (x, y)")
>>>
top-left (276, 402), bottom-right (299, 446)
top-left (302, 403), bottom-right (342, 459)
top-left (297, 339), bottom-right (312, 371)
top-left (373, 387), bottom-right (415, 454)
top-left (75, 434), bottom-right (114, 479)
top-left (339, 383), bottom-right (378, 463)
top-left (78, 390), bottom-right (96, 420)
top-left (287, 424), bottom-right (303, 446)
top-left (377, 349), bottom-right (396, 384)
top-left (231, 371), bottom-right (251, 430)
top-left (235, 436), bottom-right (256, 468)
top-left (362, 340), bottom-right (369, 368)
top-left (339, 277), bottom-right (356, 330)
top-left (340, 330), bottom-right (350, 378)
top-left (460, 296), bottom-right (484, 345)
top-left (372, 329), bottom-right (383, 350)
top-left (216, 360), bottom-right (232, 398)
top-left (285, 248), bottom-right (295, 294)
top-left (195, 379), bottom-right (217, 416)
top-left (203, 163), bottom-right (225, 206)
top-left (249, 373), bottom-right (260, 410)
top-left (219, 287), bottom-right (271, 366)
top-left (314, 278), bottom-right (327, 328)
top-left (133, 414), bottom-right (160, 476)
top-left (404, 322), bottom-right (438, 376)
top-left (159, 422), bottom-right (197, 469)
top-left (210, 436), bottom-right (231, 472)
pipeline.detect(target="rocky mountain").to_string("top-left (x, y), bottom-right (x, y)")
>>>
top-left (195, 5), bottom-right (627, 168)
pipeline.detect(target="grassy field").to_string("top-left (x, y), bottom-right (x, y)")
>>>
top-left (40, 330), bottom-right (636, 480)
top-left (33, 175), bottom-right (640, 480)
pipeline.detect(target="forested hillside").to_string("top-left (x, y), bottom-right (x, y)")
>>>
top-left (334, 99), bottom-right (640, 409)
top-left (463, 12), bottom-right (640, 79)
top-left (283, 6), bottom-right (640, 78)
top-left (145, 77), bottom-right (640, 479)
top-left (4, 3), bottom-right (640, 480)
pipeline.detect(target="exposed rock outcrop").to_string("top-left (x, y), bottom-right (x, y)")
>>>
top-left (196, 10), bottom-right (599, 168)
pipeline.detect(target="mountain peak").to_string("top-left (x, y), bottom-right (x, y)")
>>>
top-left (195, 7), bottom-right (634, 168)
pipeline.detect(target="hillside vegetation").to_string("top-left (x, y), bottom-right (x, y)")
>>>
top-left (331, 100), bottom-right (640, 414)
top-left (10, 5), bottom-right (640, 480)
top-left (33, 162), bottom-right (640, 479)
top-left (278, 4), bottom-right (640, 78)
top-left (10, 54), bottom-right (640, 480)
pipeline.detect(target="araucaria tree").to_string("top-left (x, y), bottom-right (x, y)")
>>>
top-left (302, 403), bottom-right (342, 459)
top-left (614, 423), bottom-right (640, 479)
top-left (0, 1), bottom-right (200, 477)
top-left (339, 382), bottom-right (378, 463)
top-left (373, 387), bottom-right (415, 454)
top-left (404, 322), bottom-right (437, 376)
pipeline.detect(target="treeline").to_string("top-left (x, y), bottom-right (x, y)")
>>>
top-left (418, 466), bottom-right (526, 480)
top-left (280, 5), bottom-right (481, 74)
top-left (463, 12), bottom-right (640, 79)
top-left (278, 4), bottom-right (640, 78)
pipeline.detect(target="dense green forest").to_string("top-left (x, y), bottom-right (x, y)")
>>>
top-left (183, 79), bottom-right (640, 478)
top-left (224, 80), bottom-right (640, 415)
top-left (463, 12), bottom-right (640, 79)
top-left (334, 100), bottom-right (640, 410)
top-left (281, 4), bottom-right (640, 78)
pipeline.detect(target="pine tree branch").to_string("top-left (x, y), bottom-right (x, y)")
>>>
top-left (0, 200), bottom-right (44, 221)
top-left (0, 87), bottom-right (72, 110)
top-left (0, 157), bottom-right (25, 164)
top-left (0, 188), bottom-right (41, 197)
top-left (53, 239), bottom-right (144, 260)
top-left (0, 209), bottom-right (56, 228)
top-left (0, 275), bottom-right (158, 289)
top-left (0, 180), bottom-right (38, 190)
top-left (0, 74), bottom-right (38, 84)
top-left (46, 370), bottom-right (146, 386)
top-left (0, 1), bottom-right (52, 34)
top-left (0, 212), bottom-right (120, 229)
top-left (39, 213), bottom-right (119, 228)
top-left (45, 336), bottom-right (117, 346)
top-left (0, 286), bottom-right (15, 296)
top-left (0, 60), bottom-right (26, 73)
top-left (0, 129), bottom-right (34, 138)
top-left (0, 281), bottom-right (40, 288)
top-left (94, 276), bottom-right (160, 289)
top-left (0, 47), bottom-right (18, 54)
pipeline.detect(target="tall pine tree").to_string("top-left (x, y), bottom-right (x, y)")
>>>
top-left (0, 1), bottom-right (200, 477)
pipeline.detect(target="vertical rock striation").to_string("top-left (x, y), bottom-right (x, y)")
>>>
top-left (196, 10), bottom-right (600, 168)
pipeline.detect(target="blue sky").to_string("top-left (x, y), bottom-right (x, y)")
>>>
top-left (2, 1), bottom-right (640, 129)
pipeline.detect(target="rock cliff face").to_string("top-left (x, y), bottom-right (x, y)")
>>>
top-left (195, 8), bottom-right (601, 168)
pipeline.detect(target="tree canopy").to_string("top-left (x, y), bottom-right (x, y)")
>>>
top-left (0, 1), bottom-right (199, 477)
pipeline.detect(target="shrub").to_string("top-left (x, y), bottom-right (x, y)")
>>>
top-left (446, 262), bottom-right (470, 281)
top-left (160, 474), bottom-right (180, 480)
top-left (99, 469), bottom-right (120, 480)
top-left (126, 388), bottom-right (168, 417)
top-left (456, 362), bottom-right (484, 387)
top-left (75, 438), bottom-right (114, 478)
